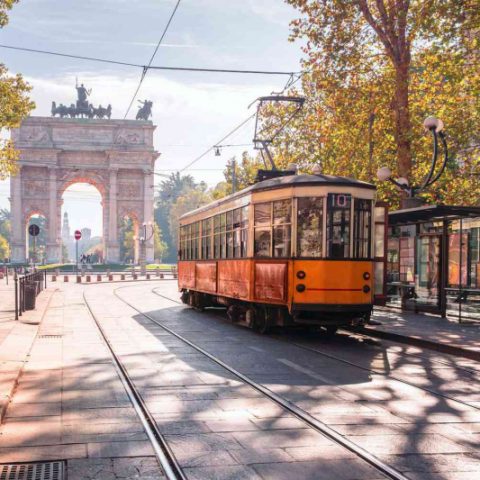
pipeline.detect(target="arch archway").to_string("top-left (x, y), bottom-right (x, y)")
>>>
top-left (9, 116), bottom-right (158, 264)
top-left (61, 182), bottom-right (104, 264)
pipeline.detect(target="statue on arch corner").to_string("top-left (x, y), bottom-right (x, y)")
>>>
top-left (136, 100), bottom-right (153, 121)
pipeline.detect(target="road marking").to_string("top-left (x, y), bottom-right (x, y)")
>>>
top-left (278, 358), bottom-right (333, 384)
top-left (248, 346), bottom-right (265, 353)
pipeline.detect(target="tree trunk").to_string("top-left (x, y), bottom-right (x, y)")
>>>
top-left (393, 63), bottom-right (412, 179)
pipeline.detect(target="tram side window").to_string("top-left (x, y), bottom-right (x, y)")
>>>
top-left (191, 222), bottom-right (200, 260)
top-left (297, 197), bottom-right (323, 257)
top-left (254, 202), bottom-right (272, 257)
top-left (254, 200), bottom-right (292, 258)
top-left (179, 226), bottom-right (186, 260)
top-left (273, 200), bottom-right (291, 258)
top-left (353, 199), bottom-right (372, 259)
top-left (201, 218), bottom-right (212, 259)
top-left (327, 193), bottom-right (351, 259)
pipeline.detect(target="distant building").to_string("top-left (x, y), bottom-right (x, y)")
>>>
top-left (81, 228), bottom-right (92, 242)
top-left (62, 212), bottom-right (71, 243)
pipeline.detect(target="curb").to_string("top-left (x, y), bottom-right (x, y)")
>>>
top-left (0, 288), bottom-right (57, 423)
top-left (357, 326), bottom-right (480, 362)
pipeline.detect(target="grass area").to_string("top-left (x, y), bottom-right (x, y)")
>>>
top-left (40, 263), bottom-right (176, 272)
top-left (36, 263), bottom-right (67, 270)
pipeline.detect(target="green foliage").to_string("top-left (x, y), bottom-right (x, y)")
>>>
top-left (154, 173), bottom-right (209, 262)
top-left (0, 233), bottom-right (9, 259)
top-left (153, 222), bottom-right (168, 262)
top-left (119, 217), bottom-right (135, 263)
top-left (168, 188), bottom-right (212, 256)
top-left (0, 2), bottom-right (35, 179)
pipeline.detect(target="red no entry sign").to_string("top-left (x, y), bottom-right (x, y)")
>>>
top-left (74, 230), bottom-right (82, 240)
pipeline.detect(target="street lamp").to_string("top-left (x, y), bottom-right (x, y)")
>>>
top-left (137, 221), bottom-right (154, 276)
top-left (377, 117), bottom-right (448, 209)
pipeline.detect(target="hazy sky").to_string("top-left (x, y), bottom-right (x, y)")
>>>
top-left (0, 0), bottom-right (303, 235)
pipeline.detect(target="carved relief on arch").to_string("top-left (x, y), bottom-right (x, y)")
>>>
top-left (118, 205), bottom-right (142, 227)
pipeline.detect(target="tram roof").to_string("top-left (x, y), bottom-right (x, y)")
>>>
top-left (181, 173), bottom-right (375, 220)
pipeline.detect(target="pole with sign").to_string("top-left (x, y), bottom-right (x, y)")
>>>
top-left (74, 230), bottom-right (82, 274)
top-left (28, 224), bottom-right (40, 267)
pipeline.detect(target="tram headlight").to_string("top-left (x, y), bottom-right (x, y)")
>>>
top-left (296, 271), bottom-right (306, 279)
top-left (363, 272), bottom-right (370, 280)
top-left (363, 285), bottom-right (371, 293)
top-left (296, 284), bottom-right (306, 293)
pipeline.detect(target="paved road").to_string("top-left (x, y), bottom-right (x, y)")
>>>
top-left (1, 280), bottom-right (479, 479)
top-left (90, 281), bottom-right (480, 479)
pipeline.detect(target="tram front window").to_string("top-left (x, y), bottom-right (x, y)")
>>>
top-left (297, 197), bottom-right (323, 257)
top-left (327, 193), bottom-right (351, 259)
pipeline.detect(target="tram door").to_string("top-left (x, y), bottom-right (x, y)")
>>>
top-left (373, 203), bottom-right (388, 305)
top-left (415, 234), bottom-right (442, 313)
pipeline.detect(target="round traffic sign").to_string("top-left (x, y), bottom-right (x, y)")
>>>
top-left (74, 230), bottom-right (82, 240)
top-left (28, 224), bottom-right (40, 236)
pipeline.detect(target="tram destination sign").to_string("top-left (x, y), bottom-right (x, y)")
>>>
top-left (328, 193), bottom-right (352, 209)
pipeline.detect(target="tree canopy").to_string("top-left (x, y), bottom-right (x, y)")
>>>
top-left (261, 0), bottom-right (480, 207)
top-left (0, 1), bottom-right (34, 179)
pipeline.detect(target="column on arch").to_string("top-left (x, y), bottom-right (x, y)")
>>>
top-left (143, 168), bottom-right (155, 263)
top-left (106, 168), bottom-right (120, 263)
top-left (10, 169), bottom-right (26, 263)
top-left (46, 166), bottom-right (61, 262)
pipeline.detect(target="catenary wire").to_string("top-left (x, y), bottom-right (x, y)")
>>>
top-left (124, 0), bottom-right (182, 118)
top-left (0, 44), bottom-right (298, 76)
top-left (177, 112), bottom-right (257, 172)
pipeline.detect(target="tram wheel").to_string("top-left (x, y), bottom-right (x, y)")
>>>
top-left (252, 308), bottom-right (271, 334)
top-left (323, 326), bottom-right (338, 337)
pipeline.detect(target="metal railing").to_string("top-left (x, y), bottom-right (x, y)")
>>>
top-left (14, 269), bottom-right (47, 320)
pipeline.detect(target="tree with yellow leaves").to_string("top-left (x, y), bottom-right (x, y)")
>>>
top-left (0, 1), bottom-right (34, 179)
top-left (264, 1), bottom-right (479, 206)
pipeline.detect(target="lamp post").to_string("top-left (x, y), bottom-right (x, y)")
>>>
top-left (377, 117), bottom-right (448, 209)
top-left (136, 221), bottom-right (154, 276)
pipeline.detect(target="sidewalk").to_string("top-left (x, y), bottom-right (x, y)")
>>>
top-left (0, 283), bottom-right (56, 422)
top-left (365, 307), bottom-right (480, 361)
top-left (0, 283), bottom-right (164, 479)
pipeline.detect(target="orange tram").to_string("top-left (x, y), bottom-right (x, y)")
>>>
top-left (178, 172), bottom-right (384, 334)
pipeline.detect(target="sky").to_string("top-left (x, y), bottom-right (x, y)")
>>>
top-left (0, 0), bottom-right (304, 236)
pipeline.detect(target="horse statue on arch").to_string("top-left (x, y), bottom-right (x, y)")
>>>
top-left (136, 100), bottom-right (153, 121)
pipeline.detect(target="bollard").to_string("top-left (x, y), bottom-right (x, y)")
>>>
top-left (160, 273), bottom-right (164, 279)
top-left (64, 275), bottom-right (69, 282)
top-left (132, 273), bottom-right (138, 280)
top-left (52, 275), bottom-right (57, 282)
top-left (156, 267), bottom-right (160, 277)
top-left (86, 275), bottom-right (91, 282)
top-left (108, 274), bottom-right (113, 281)
top-left (76, 275), bottom-right (82, 283)
top-left (97, 274), bottom-right (102, 282)
top-left (121, 274), bottom-right (125, 281)
top-left (146, 274), bottom-right (150, 280)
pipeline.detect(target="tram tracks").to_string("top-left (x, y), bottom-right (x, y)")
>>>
top-left (82, 290), bottom-right (186, 480)
top-left (152, 286), bottom-right (480, 410)
top-left (108, 285), bottom-right (410, 480)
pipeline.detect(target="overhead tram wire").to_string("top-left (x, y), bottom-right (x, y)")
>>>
top-left (175, 112), bottom-right (257, 173)
top-left (0, 44), bottom-right (297, 77)
top-left (124, 0), bottom-right (182, 118)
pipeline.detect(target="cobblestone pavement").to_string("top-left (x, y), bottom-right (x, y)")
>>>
top-left (366, 307), bottom-right (480, 357)
top-left (1, 280), bottom-right (479, 479)
top-left (91, 281), bottom-right (480, 479)
top-left (0, 284), bottom-right (165, 479)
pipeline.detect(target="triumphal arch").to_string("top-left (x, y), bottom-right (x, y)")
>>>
top-left (10, 115), bottom-right (159, 263)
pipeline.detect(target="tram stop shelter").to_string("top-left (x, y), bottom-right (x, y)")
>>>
top-left (386, 204), bottom-right (480, 323)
